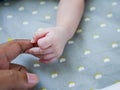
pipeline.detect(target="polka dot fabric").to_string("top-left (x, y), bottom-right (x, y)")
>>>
top-left (0, 0), bottom-right (120, 90)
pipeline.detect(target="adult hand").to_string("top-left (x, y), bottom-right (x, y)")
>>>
top-left (0, 39), bottom-right (39, 90)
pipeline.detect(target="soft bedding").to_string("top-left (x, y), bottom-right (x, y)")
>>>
top-left (0, 0), bottom-right (120, 90)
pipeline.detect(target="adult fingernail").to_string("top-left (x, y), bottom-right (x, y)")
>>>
top-left (27, 73), bottom-right (39, 84)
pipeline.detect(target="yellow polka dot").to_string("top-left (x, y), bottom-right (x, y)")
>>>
top-left (112, 42), bottom-right (119, 48)
top-left (90, 6), bottom-right (96, 11)
top-left (94, 72), bottom-right (102, 79)
top-left (4, 2), bottom-right (10, 6)
top-left (32, 10), bottom-right (38, 15)
top-left (78, 66), bottom-right (85, 72)
top-left (84, 17), bottom-right (90, 22)
top-left (59, 57), bottom-right (66, 63)
top-left (106, 13), bottom-right (113, 18)
top-left (100, 23), bottom-right (106, 28)
top-left (7, 38), bottom-right (12, 41)
top-left (103, 57), bottom-right (110, 63)
top-left (7, 15), bottom-right (13, 19)
top-left (0, 27), bottom-right (2, 31)
top-left (22, 21), bottom-right (29, 25)
top-left (76, 29), bottom-right (82, 33)
top-left (41, 88), bottom-right (47, 90)
top-left (90, 88), bottom-right (94, 90)
top-left (114, 80), bottom-right (120, 84)
top-left (33, 61), bottom-right (40, 67)
top-left (117, 28), bottom-right (120, 32)
top-left (93, 34), bottom-right (100, 39)
top-left (84, 49), bottom-right (91, 55)
top-left (19, 6), bottom-right (24, 11)
top-left (68, 40), bottom-right (74, 44)
top-left (68, 81), bottom-right (76, 88)
top-left (45, 15), bottom-right (51, 20)
top-left (40, 1), bottom-right (46, 5)
top-left (51, 72), bottom-right (58, 78)
top-left (112, 2), bottom-right (118, 6)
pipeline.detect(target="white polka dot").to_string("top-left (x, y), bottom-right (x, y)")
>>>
top-left (22, 21), bottom-right (29, 25)
top-left (51, 72), bottom-right (58, 78)
top-left (19, 6), bottom-right (25, 11)
top-left (32, 10), bottom-right (38, 15)
top-left (33, 64), bottom-right (40, 67)
top-left (37, 28), bottom-right (43, 31)
top-left (93, 34), bottom-right (100, 39)
top-left (84, 17), bottom-right (90, 22)
top-left (84, 50), bottom-right (91, 55)
top-left (59, 58), bottom-right (66, 63)
top-left (90, 6), bottom-right (96, 11)
top-left (6, 15), bottom-right (13, 19)
top-left (117, 28), bottom-right (120, 32)
top-left (54, 6), bottom-right (58, 10)
top-left (68, 81), bottom-right (76, 88)
top-left (4, 2), bottom-right (10, 6)
top-left (112, 2), bottom-right (118, 6)
top-left (0, 27), bottom-right (2, 31)
top-left (40, 1), bottom-right (46, 5)
top-left (100, 23), bottom-right (106, 28)
top-left (112, 42), bottom-right (119, 48)
top-left (106, 13), bottom-right (113, 18)
top-left (45, 15), bottom-right (51, 20)
top-left (76, 29), bottom-right (82, 33)
top-left (95, 73), bottom-right (102, 79)
top-left (68, 40), bottom-right (74, 44)
top-left (33, 62), bottom-right (40, 67)
top-left (104, 57), bottom-right (110, 63)
top-left (78, 66), bottom-right (85, 72)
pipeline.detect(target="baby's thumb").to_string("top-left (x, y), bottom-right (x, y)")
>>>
top-left (31, 30), bottom-right (48, 43)
top-left (0, 70), bottom-right (39, 90)
top-left (37, 36), bottom-right (52, 49)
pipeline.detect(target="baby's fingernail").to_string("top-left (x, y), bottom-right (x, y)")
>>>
top-left (27, 73), bottom-right (39, 85)
top-left (31, 39), bottom-right (35, 43)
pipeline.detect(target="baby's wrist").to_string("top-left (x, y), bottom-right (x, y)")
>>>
top-left (56, 26), bottom-right (75, 40)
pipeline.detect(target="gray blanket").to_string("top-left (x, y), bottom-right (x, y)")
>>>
top-left (0, 0), bottom-right (120, 90)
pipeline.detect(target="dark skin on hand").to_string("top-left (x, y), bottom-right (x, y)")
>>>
top-left (0, 39), bottom-right (39, 90)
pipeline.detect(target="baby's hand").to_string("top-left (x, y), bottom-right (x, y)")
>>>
top-left (26, 27), bottom-right (70, 63)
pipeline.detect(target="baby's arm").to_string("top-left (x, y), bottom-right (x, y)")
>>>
top-left (57, 0), bottom-right (84, 40)
top-left (26, 0), bottom-right (84, 63)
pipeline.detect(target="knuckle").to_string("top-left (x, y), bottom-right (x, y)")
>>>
top-left (9, 70), bottom-right (28, 90)
top-left (9, 70), bottom-right (19, 82)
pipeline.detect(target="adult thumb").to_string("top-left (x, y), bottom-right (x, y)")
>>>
top-left (0, 70), bottom-right (39, 90)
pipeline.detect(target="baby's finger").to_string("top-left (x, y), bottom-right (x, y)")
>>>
top-left (40, 57), bottom-right (57, 63)
top-left (43, 53), bottom-right (56, 60)
top-left (33, 54), bottom-right (43, 59)
top-left (37, 35), bottom-right (52, 49)
top-left (42, 47), bottom-right (53, 54)
top-left (31, 30), bottom-right (48, 43)
top-left (25, 47), bottom-right (44, 54)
